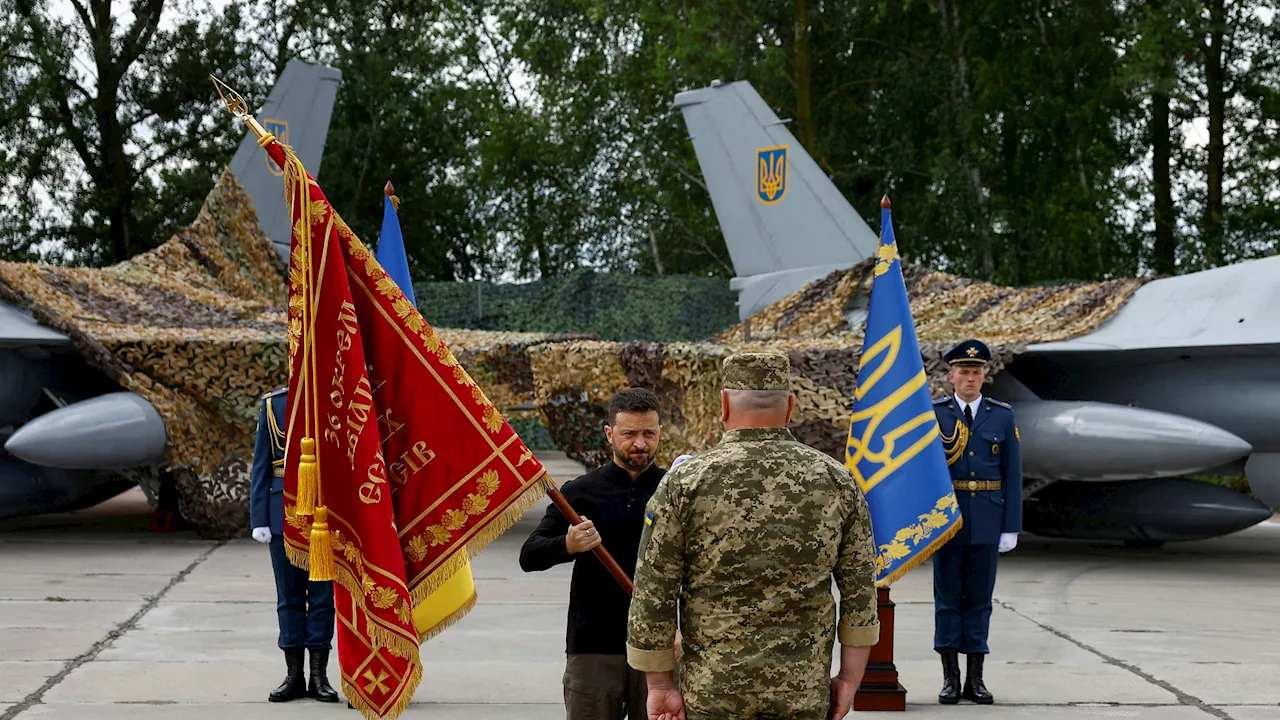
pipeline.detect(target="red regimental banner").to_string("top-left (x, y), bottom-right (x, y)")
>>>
top-left (263, 135), bottom-right (546, 720)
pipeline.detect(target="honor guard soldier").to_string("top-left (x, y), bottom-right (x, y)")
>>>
top-left (932, 339), bottom-right (1022, 705)
top-left (249, 388), bottom-right (339, 703)
top-left (627, 352), bottom-right (879, 720)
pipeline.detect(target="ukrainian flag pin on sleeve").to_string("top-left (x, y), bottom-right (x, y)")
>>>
top-left (844, 195), bottom-right (961, 587)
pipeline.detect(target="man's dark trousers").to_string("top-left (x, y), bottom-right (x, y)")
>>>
top-left (269, 533), bottom-right (334, 650)
top-left (932, 542), bottom-right (999, 654)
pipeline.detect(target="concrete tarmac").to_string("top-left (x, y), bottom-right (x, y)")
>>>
top-left (1, 451), bottom-right (1278, 720)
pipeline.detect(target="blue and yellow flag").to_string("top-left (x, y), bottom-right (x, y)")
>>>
top-left (376, 183), bottom-right (417, 307)
top-left (844, 197), bottom-right (960, 586)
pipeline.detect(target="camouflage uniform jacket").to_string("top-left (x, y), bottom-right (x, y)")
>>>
top-left (626, 426), bottom-right (880, 710)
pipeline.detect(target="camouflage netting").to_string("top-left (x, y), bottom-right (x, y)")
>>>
top-left (0, 170), bottom-right (588, 538)
top-left (527, 258), bottom-right (1156, 469)
top-left (0, 169), bottom-right (291, 538)
top-left (0, 169), bottom-right (1156, 530)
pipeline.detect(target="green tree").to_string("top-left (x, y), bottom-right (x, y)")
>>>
top-left (0, 0), bottom-right (262, 265)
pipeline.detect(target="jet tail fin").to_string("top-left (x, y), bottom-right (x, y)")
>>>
top-left (228, 59), bottom-right (342, 262)
top-left (672, 80), bottom-right (878, 320)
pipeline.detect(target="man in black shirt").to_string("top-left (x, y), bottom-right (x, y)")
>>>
top-left (520, 388), bottom-right (666, 720)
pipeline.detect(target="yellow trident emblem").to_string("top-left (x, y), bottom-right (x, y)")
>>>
top-left (756, 146), bottom-right (788, 204)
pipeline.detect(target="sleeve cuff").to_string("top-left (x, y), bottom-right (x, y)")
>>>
top-left (839, 621), bottom-right (881, 647)
top-left (626, 644), bottom-right (676, 672)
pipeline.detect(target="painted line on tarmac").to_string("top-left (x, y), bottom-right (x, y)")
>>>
top-left (0, 542), bottom-right (225, 720)
top-left (996, 598), bottom-right (1234, 720)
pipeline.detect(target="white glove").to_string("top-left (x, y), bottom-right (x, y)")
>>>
top-left (998, 532), bottom-right (1018, 553)
top-left (251, 527), bottom-right (271, 544)
top-left (671, 454), bottom-right (694, 468)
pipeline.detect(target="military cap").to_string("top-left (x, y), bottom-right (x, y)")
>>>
top-left (943, 339), bottom-right (991, 366)
top-left (722, 352), bottom-right (791, 391)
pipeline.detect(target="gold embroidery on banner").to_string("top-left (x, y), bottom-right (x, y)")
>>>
top-left (476, 470), bottom-right (501, 496)
top-left (407, 469), bottom-right (547, 597)
top-left (392, 297), bottom-right (424, 333)
top-left (375, 277), bottom-right (400, 297)
top-left (394, 436), bottom-right (519, 537)
top-left (517, 449), bottom-right (534, 467)
top-left (423, 525), bottom-right (451, 546)
top-left (462, 493), bottom-right (489, 515)
top-left (285, 505), bottom-right (312, 534)
top-left (363, 669), bottom-right (391, 695)
top-left (874, 494), bottom-right (960, 576)
top-left (406, 535), bottom-right (429, 562)
top-left (372, 586), bottom-right (400, 609)
top-left (377, 407), bottom-right (404, 439)
top-left (442, 509), bottom-right (467, 531)
top-left (328, 530), bottom-right (413, 631)
top-left (408, 467), bottom-right (504, 559)
top-left (421, 326), bottom-right (442, 352)
top-left (483, 406), bottom-right (504, 433)
top-left (388, 440), bottom-right (434, 487)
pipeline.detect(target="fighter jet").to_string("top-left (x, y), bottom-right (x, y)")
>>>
top-left (672, 79), bottom-right (1277, 544)
top-left (0, 59), bottom-right (341, 521)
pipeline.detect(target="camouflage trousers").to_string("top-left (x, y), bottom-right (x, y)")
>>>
top-left (684, 691), bottom-right (828, 720)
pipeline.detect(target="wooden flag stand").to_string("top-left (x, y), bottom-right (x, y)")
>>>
top-left (854, 587), bottom-right (907, 711)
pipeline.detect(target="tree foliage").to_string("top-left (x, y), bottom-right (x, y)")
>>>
top-left (1, 0), bottom-right (1277, 287)
top-left (0, 0), bottom-right (262, 264)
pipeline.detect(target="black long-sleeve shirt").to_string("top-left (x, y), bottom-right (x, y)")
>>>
top-left (520, 460), bottom-right (665, 655)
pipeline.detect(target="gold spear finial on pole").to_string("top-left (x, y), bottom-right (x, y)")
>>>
top-left (210, 74), bottom-right (270, 141)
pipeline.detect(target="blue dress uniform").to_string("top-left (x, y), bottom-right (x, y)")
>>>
top-left (931, 339), bottom-right (1022, 705)
top-left (249, 388), bottom-right (338, 703)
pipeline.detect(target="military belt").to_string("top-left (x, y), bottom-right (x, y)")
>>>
top-left (273, 467), bottom-right (285, 477)
top-left (954, 480), bottom-right (1001, 492)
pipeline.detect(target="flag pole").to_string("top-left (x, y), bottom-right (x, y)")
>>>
top-left (541, 478), bottom-right (634, 595)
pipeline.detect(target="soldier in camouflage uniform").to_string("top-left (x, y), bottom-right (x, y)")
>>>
top-left (626, 352), bottom-right (881, 720)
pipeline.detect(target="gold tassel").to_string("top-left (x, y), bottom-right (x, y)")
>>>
top-left (296, 437), bottom-right (318, 516)
top-left (308, 505), bottom-right (336, 581)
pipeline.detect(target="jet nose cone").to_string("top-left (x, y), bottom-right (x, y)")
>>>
top-left (5, 392), bottom-right (166, 469)
top-left (1020, 401), bottom-right (1253, 481)
top-left (1190, 423), bottom-right (1254, 458)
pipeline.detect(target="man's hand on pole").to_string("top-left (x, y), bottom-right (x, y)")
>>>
top-left (566, 516), bottom-right (603, 554)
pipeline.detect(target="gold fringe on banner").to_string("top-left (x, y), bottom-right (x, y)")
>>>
top-left (407, 482), bottom-right (544, 607)
top-left (876, 515), bottom-right (963, 588)
top-left (341, 662), bottom-right (422, 720)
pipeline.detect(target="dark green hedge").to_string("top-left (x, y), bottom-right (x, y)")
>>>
top-left (413, 269), bottom-right (738, 342)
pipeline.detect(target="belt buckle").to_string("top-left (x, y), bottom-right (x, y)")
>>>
top-left (967, 480), bottom-right (978, 491)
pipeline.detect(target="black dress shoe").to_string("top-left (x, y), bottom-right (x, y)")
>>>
top-left (309, 648), bottom-right (340, 702)
top-left (269, 647), bottom-right (308, 702)
top-left (961, 653), bottom-right (994, 704)
top-left (938, 650), bottom-right (961, 704)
